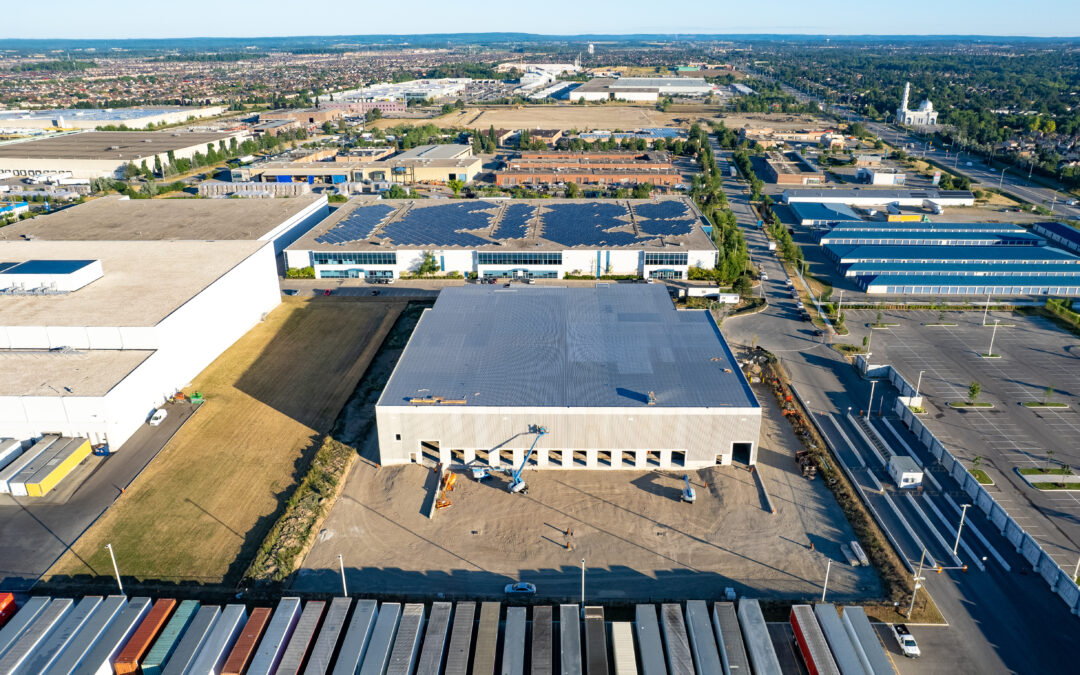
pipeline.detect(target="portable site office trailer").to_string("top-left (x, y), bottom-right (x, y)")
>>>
top-left (473, 602), bottom-right (500, 675)
top-left (609, 622), bottom-right (637, 675)
top-left (187, 604), bottom-right (247, 675)
top-left (443, 602), bottom-right (475, 675)
top-left (0, 439), bottom-right (22, 472)
top-left (47, 595), bottom-right (126, 675)
top-left (386, 603), bottom-right (425, 675)
top-left (530, 606), bottom-right (552, 675)
top-left (306, 598), bottom-right (351, 675)
top-left (0, 596), bottom-right (49, 660)
top-left (20, 595), bottom-right (101, 673)
top-left (0, 597), bottom-right (74, 673)
top-left (633, 606), bottom-right (666, 675)
top-left (358, 602), bottom-right (401, 675)
top-left (247, 597), bottom-right (302, 675)
top-left (684, 601), bottom-right (722, 675)
top-left (161, 604), bottom-right (220, 675)
top-left (583, 607), bottom-right (609, 675)
top-left (735, 600), bottom-right (782, 675)
top-left (0, 435), bottom-right (58, 494)
top-left (276, 600), bottom-right (324, 675)
top-left (331, 599), bottom-right (377, 675)
top-left (501, 607), bottom-right (526, 675)
top-left (222, 607), bottom-right (271, 675)
top-left (73, 596), bottom-right (152, 675)
top-left (789, 605), bottom-right (840, 675)
top-left (710, 602), bottom-right (750, 675)
top-left (840, 606), bottom-right (894, 675)
top-left (416, 601), bottom-right (451, 675)
top-left (660, 604), bottom-right (694, 675)
top-left (559, 605), bottom-right (582, 675)
top-left (813, 604), bottom-right (865, 675)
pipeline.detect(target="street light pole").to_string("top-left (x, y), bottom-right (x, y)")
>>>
top-left (914, 370), bottom-right (925, 401)
top-left (105, 543), bottom-right (123, 596)
top-left (580, 558), bottom-right (586, 610)
top-left (982, 293), bottom-right (991, 326)
top-left (953, 504), bottom-right (971, 556)
top-left (866, 380), bottom-right (878, 421)
top-left (836, 289), bottom-right (844, 316)
top-left (999, 167), bottom-right (1007, 189)
top-left (338, 554), bottom-right (348, 597)
top-left (821, 559), bottom-right (832, 603)
top-left (907, 548), bottom-right (927, 619)
top-left (987, 320), bottom-right (1000, 357)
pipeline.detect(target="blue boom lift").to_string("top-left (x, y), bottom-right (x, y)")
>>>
top-left (472, 425), bottom-right (548, 494)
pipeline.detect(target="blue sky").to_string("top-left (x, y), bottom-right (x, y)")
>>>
top-left (2, 0), bottom-right (1078, 39)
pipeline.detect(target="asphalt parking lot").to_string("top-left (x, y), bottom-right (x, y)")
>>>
top-left (853, 307), bottom-right (1080, 568)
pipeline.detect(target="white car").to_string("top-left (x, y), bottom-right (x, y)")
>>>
top-left (149, 408), bottom-right (168, 426)
top-left (760, 272), bottom-right (769, 281)
top-left (797, 301), bottom-right (805, 309)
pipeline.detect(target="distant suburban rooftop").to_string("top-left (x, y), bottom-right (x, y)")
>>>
top-left (1, 194), bottom-right (324, 242)
top-left (392, 144), bottom-right (472, 161)
top-left (0, 107), bottom-right (210, 122)
top-left (0, 239), bottom-right (266, 327)
top-left (290, 198), bottom-right (715, 251)
top-left (378, 285), bottom-right (759, 409)
top-left (0, 349), bottom-right (154, 397)
top-left (828, 221), bottom-right (1024, 232)
top-left (0, 130), bottom-right (243, 161)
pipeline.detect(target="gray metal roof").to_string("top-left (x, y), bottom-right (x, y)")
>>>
top-left (378, 285), bottom-right (758, 409)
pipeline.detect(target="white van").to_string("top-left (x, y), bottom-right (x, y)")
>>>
top-left (149, 408), bottom-right (168, 426)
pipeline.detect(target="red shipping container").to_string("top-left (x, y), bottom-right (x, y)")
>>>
top-left (0, 593), bottom-right (15, 628)
top-left (113, 598), bottom-right (176, 674)
top-left (222, 607), bottom-right (272, 675)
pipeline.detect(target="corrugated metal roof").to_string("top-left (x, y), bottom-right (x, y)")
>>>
top-left (820, 230), bottom-right (1042, 244)
top-left (788, 202), bottom-right (861, 223)
top-left (378, 286), bottom-right (758, 409)
top-left (865, 274), bottom-right (1080, 288)
top-left (830, 244), bottom-right (1079, 263)
top-left (1034, 221), bottom-right (1080, 247)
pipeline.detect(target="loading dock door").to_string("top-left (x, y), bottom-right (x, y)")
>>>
top-left (732, 443), bottom-right (753, 465)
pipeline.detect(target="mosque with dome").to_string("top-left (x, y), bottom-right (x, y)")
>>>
top-left (896, 82), bottom-right (938, 126)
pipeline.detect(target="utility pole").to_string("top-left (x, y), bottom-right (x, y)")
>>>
top-left (953, 504), bottom-right (971, 556)
top-left (999, 167), bottom-right (1007, 189)
top-left (338, 554), bottom-right (348, 597)
top-left (105, 544), bottom-right (123, 596)
top-left (836, 289), bottom-right (844, 316)
top-left (907, 548), bottom-right (927, 619)
top-left (821, 559), bottom-right (832, 603)
top-left (866, 380), bottom-right (878, 421)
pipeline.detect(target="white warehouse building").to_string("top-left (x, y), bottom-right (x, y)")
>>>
top-left (285, 198), bottom-right (717, 281)
top-left (0, 239), bottom-right (280, 451)
top-left (783, 188), bottom-right (975, 208)
top-left (376, 285), bottom-right (762, 470)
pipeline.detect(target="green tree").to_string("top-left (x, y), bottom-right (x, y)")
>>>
top-left (418, 251), bottom-right (440, 276)
top-left (365, 108), bottom-right (383, 122)
top-left (1044, 385), bottom-right (1055, 405)
top-left (447, 179), bottom-right (464, 197)
top-left (968, 381), bottom-right (981, 404)
top-left (122, 162), bottom-right (139, 179)
top-left (321, 121), bottom-right (335, 135)
top-left (631, 182), bottom-right (653, 199)
top-left (733, 274), bottom-right (753, 298)
top-left (566, 182), bottom-right (580, 198)
top-left (386, 184), bottom-right (409, 199)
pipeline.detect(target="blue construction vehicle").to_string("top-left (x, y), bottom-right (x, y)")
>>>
top-left (681, 474), bottom-right (696, 503)
top-left (508, 426), bottom-right (548, 494)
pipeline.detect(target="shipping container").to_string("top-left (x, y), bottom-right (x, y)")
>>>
top-left (415, 602), bottom-right (451, 675)
top-left (25, 437), bottom-right (91, 496)
top-left (247, 597), bottom-right (302, 675)
top-left (608, 623), bottom-right (636, 675)
top-left (72, 596), bottom-right (152, 675)
top-left (48, 595), bottom-right (126, 675)
top-left (0, 596), bottom-right (48, 656)
top-left (0, 435), bottom-right (58, 494)
top-left (789, 606), bottom-right (840, 675)
top-left (529, 606), bottom-right (552, 675)
top-left (0, 597), bottom-right (73, 673)
top-left (162, 605), bottom-right (220, 675)
top-left (221, 607), bottom-right (271, 675)
top-left (20, 595), bottom-right (101, 673)
top-left (633, 606), bottom-right (665, 675)
top-left (188, 604), bottom-right (246, 675)
top-left (839, 607), bottom-right (893, 675)
top-left (141, 599), bottom-right (200, 675)
top-left (386, 603), bottom-right (424, 675)
top-left (812, 605), bottom-right (864, 675)
top-left (735, 600), bottom-right (781, 675)
top-left (559, 605), bottom-right (581, 675)
top-left (0, 440), bottom-right (22, 473)
top-left (710, 602), bottom-right (750, 675)
top-left (277, 601), bottom-right (325, 675)
top-left (583, 607), bottom-right (608, 675)
top-left (660, 604), bottom-right (693, 675)
top-left (472, 602), bottom-right (499, 675)
top-left (685, 601), bottom-right (722, 675)
top-left (358, 603), bottom-right (401, 675)
top-left (7, 437), bottom-right (81, 497)
top-left (330, 600), bottom-right (377, 675)
top-left (442, 602), bottom-right (474, 675)
top-left (500, 607), bottom-right (525, 675)
top-left (305, 598), bottom-right (351, 675)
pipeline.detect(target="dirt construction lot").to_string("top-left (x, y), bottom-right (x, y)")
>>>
top-left (432, 106), bottom-right (721, 131)
top-left (294, 382), bottom-right (882, 603)
top-left (45, 297), bottom-right (404, 587)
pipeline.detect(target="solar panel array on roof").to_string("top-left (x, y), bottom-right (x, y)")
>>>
top-left (381, 202), bottom-right (493, 247)
top-left (539, 203), bottom-right (639, 247)
top-left (2, 260), bottom-right (95, 275)
top-left (314, 204), bottom-right (396, 245)
top-left (634, 201), bottom-right (691, 222)
top-left (491, 204), bottom-right (536, 240)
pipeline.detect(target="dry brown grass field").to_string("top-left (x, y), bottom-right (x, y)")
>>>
top-left (45, 296), bottom-right (404, 587)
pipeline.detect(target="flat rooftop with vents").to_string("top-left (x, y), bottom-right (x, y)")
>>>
top-left (376, 284), bottom-right (761, 469)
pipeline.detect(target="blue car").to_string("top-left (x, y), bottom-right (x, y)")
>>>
top-left (504, 582), bottom-right (536, 596)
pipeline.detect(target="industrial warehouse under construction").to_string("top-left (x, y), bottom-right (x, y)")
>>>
top-left (375, 284), bottom-right (761, 470)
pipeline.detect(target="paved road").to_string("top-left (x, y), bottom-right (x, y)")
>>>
top-left (0, 401), bottom-right (197, 592)
top-left (714, 145), bottom-right (1080, 672)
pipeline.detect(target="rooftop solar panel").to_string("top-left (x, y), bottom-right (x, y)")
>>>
top-left (314, 204), bottom-right (396, 245)
top-left (539, 203), bottom-right (640, 247)
top-left (634, 201), bottom-right (692, 221)
top-left (380, 202), bottom-right (494, 247)
top-left (491, 203), bottom-right (535, 240)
